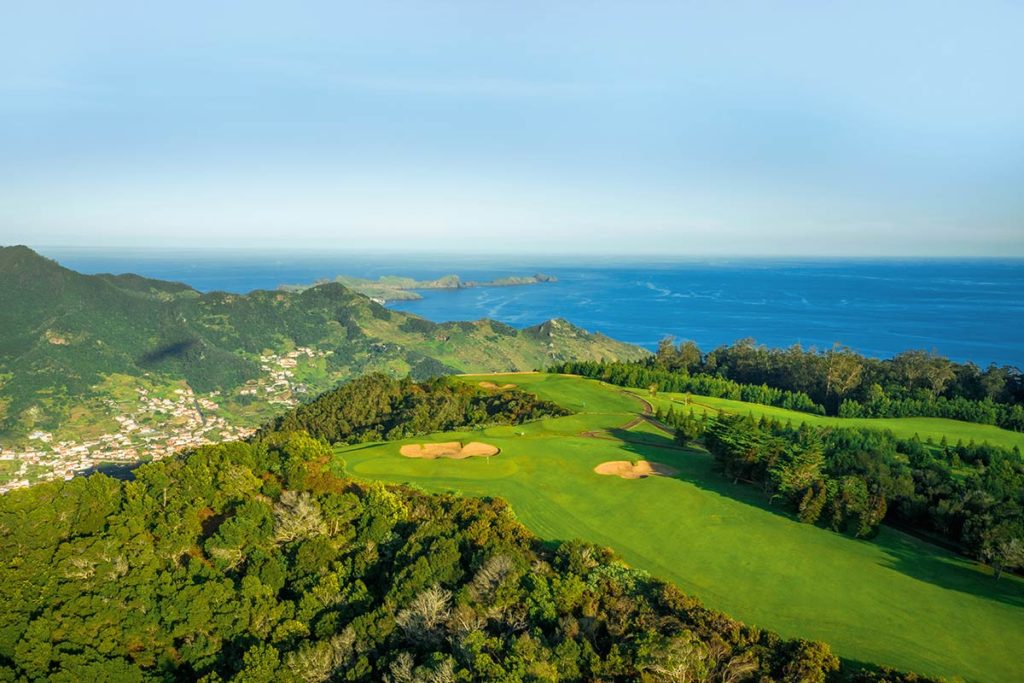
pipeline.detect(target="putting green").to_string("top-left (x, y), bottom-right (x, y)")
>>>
top-left (336, 373), bottom-right (1024, 682)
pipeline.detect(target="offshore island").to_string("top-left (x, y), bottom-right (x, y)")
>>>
top-left (279, 272), bottom-right (557, 302)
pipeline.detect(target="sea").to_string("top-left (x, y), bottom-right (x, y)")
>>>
top-left (41, 248), bottom-right (1024, 368)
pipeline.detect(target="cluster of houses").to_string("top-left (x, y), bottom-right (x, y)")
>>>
top-left (254, 346), bottom-right (323, 406)
top-left (0, 347), bottom-right (329, 495)
top-left (0, 386), bottom-right (255, 494)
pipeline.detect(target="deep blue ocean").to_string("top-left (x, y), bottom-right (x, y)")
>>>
top-left (41, 248), bottom-right (1024, 368)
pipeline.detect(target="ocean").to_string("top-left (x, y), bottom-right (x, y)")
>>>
top-left (41, 248), bottom-right (1024, 368)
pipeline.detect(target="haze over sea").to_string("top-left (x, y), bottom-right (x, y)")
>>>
top-left (43, 248), bottom-right (1024, 368)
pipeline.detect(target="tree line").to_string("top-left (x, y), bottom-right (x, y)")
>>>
top-left (556, 338), bottom-right (1024, 431)
top-left (836, 392), bottom-right (1024, 430)
top-left (696, 412), bottom-right (1024, 578)
top-left (259, 373), bottom-right (570, 445)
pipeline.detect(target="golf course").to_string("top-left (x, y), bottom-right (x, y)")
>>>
top-left (632, 387), bottom-right (1024, 451)
top-left (335, 373), bottom-right (1024, 682)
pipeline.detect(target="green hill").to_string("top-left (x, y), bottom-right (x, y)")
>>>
top-left (0, 246), bottom-right (645, 485)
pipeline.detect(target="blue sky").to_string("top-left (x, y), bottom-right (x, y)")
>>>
top-left (1, 1), bottom-right (1022, 255)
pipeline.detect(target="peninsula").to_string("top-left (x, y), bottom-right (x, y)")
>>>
top-left (279, 272), bottom-right (557, 302)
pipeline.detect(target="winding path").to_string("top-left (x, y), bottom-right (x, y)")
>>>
top-left (577, 389), bottom-right (681, 449)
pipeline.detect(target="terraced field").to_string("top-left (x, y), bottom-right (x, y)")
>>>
top-left (335, 373), bottom-right (1024, 682)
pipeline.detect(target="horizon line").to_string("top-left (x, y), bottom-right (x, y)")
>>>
top-left (12, 243), bottom-right (1024, 262)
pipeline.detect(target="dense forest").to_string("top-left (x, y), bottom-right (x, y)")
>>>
top-left (0, 376), bottom-right (939, 683)
top-left (552, 338), bottom-right (1024, 431)
top-left (650, 397), bottom-right (1024, 579)
top-left (652, 338), bottom-right (1024, 430)
top-left (259, 374), bottom-right (569, 445)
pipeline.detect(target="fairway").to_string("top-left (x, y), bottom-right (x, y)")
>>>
top-left (336, 373), bottom-right (1024, 682)
top-left (632, 387), bottom-right (1024, 451)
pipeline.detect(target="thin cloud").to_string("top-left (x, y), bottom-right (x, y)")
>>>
top-left (248, 56), bottom-right (657, 98)
top-left (323, 75), bottom-right (650, 98)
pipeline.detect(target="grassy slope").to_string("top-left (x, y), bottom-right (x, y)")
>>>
top-left (359, 316), bottom-right (647, 374)
top-left (634, 389), bottom-right (1024, 451)
top-left (336, 373), bottom-right (1024, 683)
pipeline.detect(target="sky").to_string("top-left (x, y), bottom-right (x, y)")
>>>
top-left (1, 1), bottom-right (1022, 256)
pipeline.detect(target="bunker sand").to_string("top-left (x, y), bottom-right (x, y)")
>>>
top-left (399, 441), bottom-right (500, 459)
top-left (479, 381), bottom-right (516, 390)
top-left (594, 460), bottom-right (678, 479)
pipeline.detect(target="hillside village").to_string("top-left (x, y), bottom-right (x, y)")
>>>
top-left (0, 347), bottom-right (327, 493)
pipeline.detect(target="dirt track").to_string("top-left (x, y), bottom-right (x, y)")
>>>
top-left (577, 390), bottom-right (679, 447)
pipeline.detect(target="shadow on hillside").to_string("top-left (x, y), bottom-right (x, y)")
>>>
top-left (837, 658), bottom-right (913, 680)
top-left (139, 338), bottom-right (199, 364)
top-left (335, 442), bottom-right (388, 454)
top-left (872, 529), bottom-right (1024, 609)
top-left (606, 427), bottom-right (800, 530)
top-left (80, 461), bottom-right (140, 481)
top-left (606, 428), bottom-right (1024, 610)
top-left (606, 425), bottom-right (694, 454)
top-left (605, 424), bottom-right (679, 449)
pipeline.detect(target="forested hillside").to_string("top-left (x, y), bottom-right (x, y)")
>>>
top-left (0, 377), bottom-right (928, 682)
top-left (260, 374), bottom-right (569, 444)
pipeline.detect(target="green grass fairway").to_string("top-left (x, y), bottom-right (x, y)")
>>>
top-left (631, 388), bottom-right (1024, 451)
top-left (336, 373), bottom-right (1024, 682)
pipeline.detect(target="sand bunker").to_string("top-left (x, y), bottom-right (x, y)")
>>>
top-left (479, 381), bottom-right (516, 390)
top-left (594, 460), bottom-right (678, 479)
top-left (399, 441), bottom-right (500, 460)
